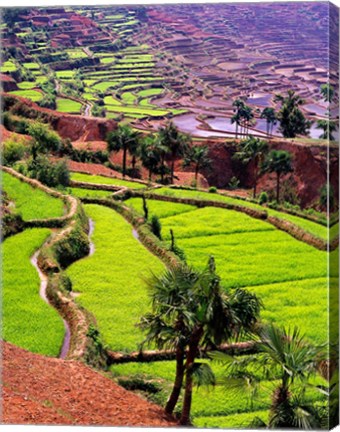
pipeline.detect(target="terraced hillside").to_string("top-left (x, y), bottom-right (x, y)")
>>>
top-left (1, 3), bottom-right (338, 139)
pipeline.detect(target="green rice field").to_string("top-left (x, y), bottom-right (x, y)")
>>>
top-left (70, 172), bottom-right (146, 189)
top-left (3, 172), bottom-right (65, 220)
top-left (67, 204), bottom-right (164, 352)
top-left (2, 228), bottom-right (65, 356)
top-left (9, 89), bottom-right (43, 102)
top-left (56, 98), bottom-right (82, 113)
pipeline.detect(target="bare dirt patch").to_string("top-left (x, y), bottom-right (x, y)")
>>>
top-left (2, 341), bottom-right (176, 427)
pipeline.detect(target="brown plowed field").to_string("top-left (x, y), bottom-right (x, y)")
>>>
top-left (2, 342), bottom-right (176, 427)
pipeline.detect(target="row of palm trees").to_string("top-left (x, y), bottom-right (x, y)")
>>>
top-left (232, 87), bottom-right (338, 141)
top-left (234, 136), bottom-right (293, 202)
top-left (106, 122), bottom-right (211, 184)
top-left (138, 258), bottom-right (331, 427)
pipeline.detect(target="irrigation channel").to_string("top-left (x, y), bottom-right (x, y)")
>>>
top-left (30, 218), bottom-right (95, 359)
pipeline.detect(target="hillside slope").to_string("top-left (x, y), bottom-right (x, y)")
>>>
top-left (2, 342), bottom-right (175, 427)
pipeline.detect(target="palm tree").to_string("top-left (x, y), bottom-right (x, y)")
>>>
top-left (213, 325), bottom-right (325, 429)
top-left (139, 258), bottom-right (261, 425)
top-left (316, 119), bottom-right (337, 141)
top-left (260, 107), bottom-right (277, 136)
top-left (139, 135), bottom-right (166, 181)
top-left (233, 137), bottom-right (268, 198)
top-left (232, 99), bottom-right (246, 137)
top-left (158, 122), bottom-right (191, 184)
top-left (262, 150), bottom-right (293, 203)
top-left (274, 90), bottom-right (312, 138)
top-left (231, 112), bottom-right (242, 139)
top-left (180, 258), bottom-right (261, 425)
top-left (106, 125), bottom-right (141, 177)
top-left (138, 264), bottom-right (199, 416)
top-left (183, 145), bottom-right (211, 185)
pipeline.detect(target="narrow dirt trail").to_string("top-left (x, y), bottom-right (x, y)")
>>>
top-left (30, 251), bottom-right (71, 359)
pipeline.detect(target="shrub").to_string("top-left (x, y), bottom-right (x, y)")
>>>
top-left (209, 186), bottom-right (217, 193)
top-left (28, 156), bottom-right (70, 187)
top-left (150, 215), bottom-right (162, 240)
top-left (2, 138), bottom-right (26, 166)
top-left (117, 377), bottom-right (161, 395)
top-left (2, 212), bottom-right (24, 239)
top-left (228, 176), bottom-right (240, 190)
top-left (258, 191), bottom-right (268, 205)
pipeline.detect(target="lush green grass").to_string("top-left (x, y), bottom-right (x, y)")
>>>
top-left (249, 278), bottom-right (328, 343)
top-left (100, 57), bottom-right (116, 64)
top-left (2, 229), bottom-right (65, 356)
top-left (103, 95), bottom-right (122, 106)
top-left (83, 92), bottom-right (97, 101)
top-left (114, 197), bottom-right (328, 342)
top-left (67, 187), bottom-right (113, 199)
top-left (67, 204), bottom-right (164, 352)
top-left (110, 359), bottom-right (325, 426)
top-left (23, 62), bottom-right (40, 70)
top-left (71, 172), bottom-right (146, 189)
top-left (194, 410), bottom-right (269, 428)
top-left (56, 98), bottom-right (82, 113)
top-left (93, 81), bottom-right (119, 92)
top-left (121, 91), bottom-right (136, 104)
top-left (153, 188), bottom-right (328, 240)
top-left (55, 70), bottom-right (75, 79)
top-left (105, 105), bottom-right (169, 117)
top-left (66, 49), bottom-right (87, 59)
top-left (3, 172), bottom-right (65, 220)
top-left (17, 81), bottom-right (37, 90)
top-left (1, 61), bottom-right (17, 73)
top-left (126, 197), bottom-right (195, 219)
top-left (9, 89), bottom-right (43, 102)
top-left (160, 207), bottom-right (275, 240)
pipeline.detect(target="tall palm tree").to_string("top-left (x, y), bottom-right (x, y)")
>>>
top-left (261, 107), bottom-right (277, 136)
top-left (212, 325), bottom-right (325, 429)
top-left (158, 122), bottom-right (191, 184)
top-left (139, 135), bottom-right (166, 181)
top-left (233, 137), bottom-right (268, 198)
top-left (138, 264), bottom-right (199, 416)
top-left (106, 125), bottom-right (141, 177)
top-left (262, 150), bottom-right (293, 203)
top-left (316, 119), bottom-right (337, 141)
top-left (232, 99), bottom-right (246, 137)
top-left (183, 145), bottom-right (211, 185)
top-left (274, 90), bottom-right (312, 138)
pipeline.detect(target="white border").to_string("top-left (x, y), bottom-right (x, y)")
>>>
top-left (1, 1), bottom-right (339, 432)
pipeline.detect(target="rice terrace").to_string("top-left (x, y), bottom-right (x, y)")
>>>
top-left (1, 2), bottom-right (339, 429)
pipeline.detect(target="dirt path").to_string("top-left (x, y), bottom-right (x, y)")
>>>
top-left (30, 251), bottom-right (71, 359)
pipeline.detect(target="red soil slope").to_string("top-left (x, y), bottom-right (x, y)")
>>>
top-left (2, 342), bottom-right (175, 427)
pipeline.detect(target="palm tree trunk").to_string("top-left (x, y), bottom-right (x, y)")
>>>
top-left (149, 168), bottom-right (152, 181)
top-left (160, 154), bottom-right (165, 183)
top-left (171, 158), bottom-right (175, 184)
top-left (253, 163), bottom-right (258, 198)
top-left (122, 146), bottom-right (127, 177)
top-left (132, 155), bottom-right (136, 171)
top-left (276, 172), bottom-right (281, 203)
top-left (180, 328), bottom-right (203, 426)
top-left (165, 346), bottom-right (185, 415)
top-left (195, 164), bottom-right (199, 184)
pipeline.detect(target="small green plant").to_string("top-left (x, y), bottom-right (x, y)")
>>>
top-left (228, 176), bottom-right (240, 190)
top-left (150, 215), bottom-right (162, 240)
top-left (258, 191), bottom-right (268, 205)
top-left (3, 138), bottom-right (26, 166)
top-left (208, 186), bottom-right (217, 193)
